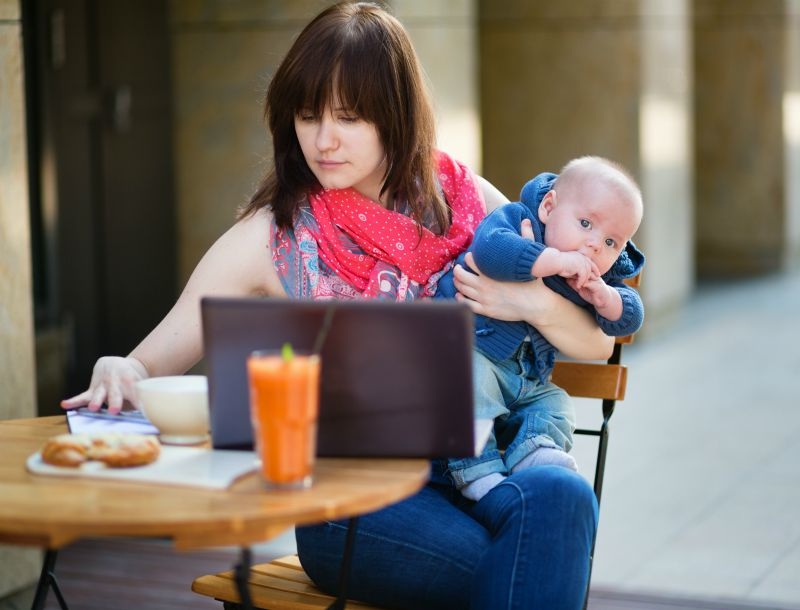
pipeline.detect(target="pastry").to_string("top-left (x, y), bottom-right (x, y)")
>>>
top-left (40, 433), bottom-right (161, 468)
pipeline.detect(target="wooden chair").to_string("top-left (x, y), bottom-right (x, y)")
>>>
top-left (192, 553), bottom-right (380, 610)
top-left (192, 274), bottom-right (641, 610)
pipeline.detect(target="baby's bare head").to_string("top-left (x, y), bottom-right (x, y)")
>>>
top-left (553, 156), bottom-right (643, 240)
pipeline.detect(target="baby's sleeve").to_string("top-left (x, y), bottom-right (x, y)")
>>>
top-left (595, 284), bottom-right (644, 337)
top-left (470, 203), bottom-right (546, 282)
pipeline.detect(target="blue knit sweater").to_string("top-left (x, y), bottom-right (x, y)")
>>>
top-left (436, 172), bottom-right (645, 383)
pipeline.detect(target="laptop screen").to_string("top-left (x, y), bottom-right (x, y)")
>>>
top-left (201, 297), bottom-right (475, 458)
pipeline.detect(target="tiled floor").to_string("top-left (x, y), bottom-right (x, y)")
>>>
top-left (575, 269), bottom-right (800, 609)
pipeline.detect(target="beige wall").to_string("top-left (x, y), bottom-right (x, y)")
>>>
top-left (0, 0), bottom-right (44, 598)
top-left (480, 0), bottom-right (694, 331)
top-left (169, 0), bottom-right (480, 284)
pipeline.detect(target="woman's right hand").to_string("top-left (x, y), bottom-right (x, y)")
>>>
top-left (60, 356), bottom-right (149, 414)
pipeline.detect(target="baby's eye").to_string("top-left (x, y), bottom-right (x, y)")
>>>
top-left (579, 218), bottom-right (591, 229)
top-left (605, 238), bottom-right (616, 248)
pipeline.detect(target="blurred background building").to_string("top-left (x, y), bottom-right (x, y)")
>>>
top-left (1, 0), bottom-right (799, 603)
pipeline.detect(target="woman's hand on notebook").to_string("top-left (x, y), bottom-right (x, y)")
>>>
top-left (61, 356), bottom-right (148, 414)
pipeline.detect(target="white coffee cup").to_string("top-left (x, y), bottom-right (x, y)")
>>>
top-left (136, 375), bottom-right (210, 445)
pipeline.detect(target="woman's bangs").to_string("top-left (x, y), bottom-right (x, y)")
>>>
top-left (333, 51), bottom-right (383, 120)
top-left (292, 59), bottom-right (336, 117)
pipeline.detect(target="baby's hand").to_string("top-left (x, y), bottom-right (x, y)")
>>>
top-left (520, 218), bottom-right (535, 241)
top-left (558, 252), bottom-right (599, 287)
top-left (568, 275), bottom-right (610, 306)
top-left (568, 276), bottom-right (623, 321)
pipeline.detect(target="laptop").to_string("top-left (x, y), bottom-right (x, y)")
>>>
top-left (201, 297), bottom-right (476, 458)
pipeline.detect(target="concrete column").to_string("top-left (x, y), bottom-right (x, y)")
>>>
top-left (694, 0), bottom-right (800, 275)
top-left (639, 0), bottom-right (694, 326)
top-left (0, 0), bottom-right (43, 597)
top-left (479, 0), bottom-right (693, 332)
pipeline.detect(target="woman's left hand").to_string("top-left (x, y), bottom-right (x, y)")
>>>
top-left (453, 252), bottom-right (536, 322)
top-left (454, 254), bottom-right (614, 361)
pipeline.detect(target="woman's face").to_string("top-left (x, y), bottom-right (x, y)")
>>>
top-left (295, 104), bottom-right (388, 204)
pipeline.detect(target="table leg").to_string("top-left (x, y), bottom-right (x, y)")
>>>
top-left (30, 549), bottom-right (69, 610)
top-left (327, 516), bottom-right (359, 610)
top-left (234, 546), bottom-right (254, 610)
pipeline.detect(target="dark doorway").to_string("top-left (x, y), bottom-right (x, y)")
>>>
top-left (23, 0), bottom-right (177, 412)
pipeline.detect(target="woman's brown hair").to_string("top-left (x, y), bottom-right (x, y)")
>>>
top-left (239, 1), bottom-right (448, 233)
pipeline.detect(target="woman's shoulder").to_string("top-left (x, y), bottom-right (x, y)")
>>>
top-left (211, 207), bottom-right (284, 297)
top-left (223, 206), bottom-right (281, 251)
top-left (233, 205), bottom-right (273, 231)
top-left (476, 175), bottom-right (510, 213)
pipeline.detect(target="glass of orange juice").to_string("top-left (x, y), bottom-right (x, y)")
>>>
top-left (247, 346), bottom-right (321, 489)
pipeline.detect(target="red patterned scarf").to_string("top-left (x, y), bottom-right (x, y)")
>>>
top-left (308, 151), bottom-right (485, 297)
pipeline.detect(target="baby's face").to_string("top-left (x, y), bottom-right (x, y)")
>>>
top-left (539, 182), bottom-right (640, 275)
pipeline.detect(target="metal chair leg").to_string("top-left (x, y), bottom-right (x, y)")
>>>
top-left (583, 405), bottom-right (615, 610)
top-left (327, 516), bottom-right (359, 610)
top-left (31, 549), bottom-right (70, 610)
top-left (234, 546), bottom-right (254, 610)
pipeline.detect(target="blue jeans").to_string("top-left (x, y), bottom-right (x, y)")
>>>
top-left (296, 464), bottom-right (598, 610)
top-left (447, 345), bottom-right (576, 487)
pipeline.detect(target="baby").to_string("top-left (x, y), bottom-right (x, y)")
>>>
top-left (436, 155), bottom-right (645, 501)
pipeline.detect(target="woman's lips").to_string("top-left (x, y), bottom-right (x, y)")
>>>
top-left (317, 160), bottom-right (344, 169)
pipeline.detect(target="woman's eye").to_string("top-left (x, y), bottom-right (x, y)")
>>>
top-left (339, 115), bottom-right (359, 123)
top-left (297, 112), bottom-right (317, 122)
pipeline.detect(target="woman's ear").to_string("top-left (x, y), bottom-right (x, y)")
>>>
top-left (539, 190), bottom-right (557, 224)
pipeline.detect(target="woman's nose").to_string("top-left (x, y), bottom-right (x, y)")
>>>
top-left (315, 117), bottom-right (338, 151)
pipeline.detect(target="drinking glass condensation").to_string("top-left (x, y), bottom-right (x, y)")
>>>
top-left (247, 349), bottom-right (321, 489)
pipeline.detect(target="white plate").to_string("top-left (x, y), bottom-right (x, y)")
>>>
top-left (27, 445), bottom-right (257, 490)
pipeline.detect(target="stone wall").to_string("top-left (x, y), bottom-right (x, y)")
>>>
top-left (0, 0), bottom-right (43, 598)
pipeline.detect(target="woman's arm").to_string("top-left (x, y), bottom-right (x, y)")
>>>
top-left (61, 208), bottom-right (284, 412)
top-left (131, 208), bottom-right (281, 376)
top-left (454, 253), bottom-right (613, 360)
top-left (470, 177), bottom-right (612, 359)
top-left (477, 174), bottom-right (510, 213)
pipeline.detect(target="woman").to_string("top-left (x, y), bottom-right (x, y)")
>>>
top-left (63, 3), bottom-right (612, 608)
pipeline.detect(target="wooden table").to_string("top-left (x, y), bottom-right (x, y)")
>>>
top-left (0, 416), bottom-right (430, 609)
